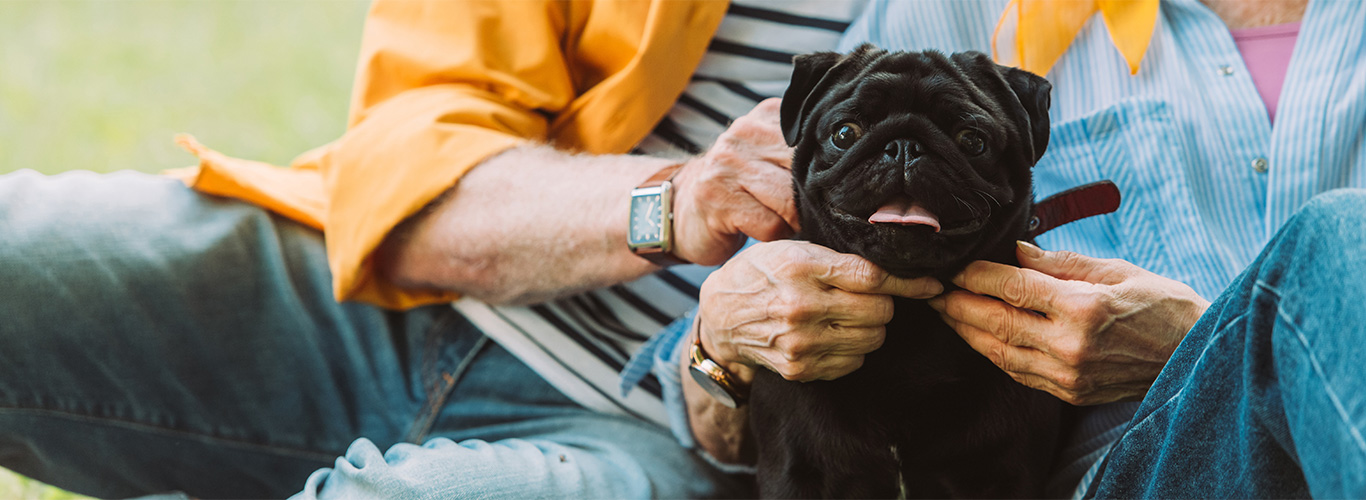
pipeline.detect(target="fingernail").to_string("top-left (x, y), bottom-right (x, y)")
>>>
top-left (1016, 240), bottom-right (1044, 259)
top-left (927, 297), bottom-right (944, 311)
top-left (923, 278), bottom-right (944, 296)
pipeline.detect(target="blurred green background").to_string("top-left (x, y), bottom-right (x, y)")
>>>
top-left (0, 0), bottom-right (369, 176)
top-left (0, 0), bottom-right (370, 497)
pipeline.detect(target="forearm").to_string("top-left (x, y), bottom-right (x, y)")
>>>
top-left (376, 145), bottom-right (673, 305)
top-left (377, 99), bottom-right (801, 306)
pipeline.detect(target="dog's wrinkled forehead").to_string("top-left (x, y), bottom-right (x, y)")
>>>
top-left (854, 53), bottom-right (978, 104)
top-left (780, 45), bottom-right (1051, 165)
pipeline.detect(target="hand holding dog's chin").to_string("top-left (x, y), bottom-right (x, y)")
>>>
top-left (928, 242), bottom-right (1211, 406)
top-left (697, 240), bottom-right (944, 384)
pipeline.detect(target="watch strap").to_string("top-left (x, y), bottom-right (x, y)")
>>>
top-left (640, 162), bottom-right (684, 188)
top-left (636, 247), bottom-right (689, 267)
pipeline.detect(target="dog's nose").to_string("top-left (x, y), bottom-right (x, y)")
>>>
top-left (883, 138), bottom-right (927, 165)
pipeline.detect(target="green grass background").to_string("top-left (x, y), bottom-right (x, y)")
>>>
top-left (0, 0), bottom-right (369, 175)
top-left (0, 0), bottom-right (371, 497)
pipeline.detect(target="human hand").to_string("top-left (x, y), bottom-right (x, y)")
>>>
top-left (672, 98), bottom-right (801, 266)
top-left (697, 240), bottom-right (944, 385)
top-left (928, 241), bottom-right (1210, 405)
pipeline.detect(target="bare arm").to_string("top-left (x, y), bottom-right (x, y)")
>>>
top-left (377, 99), bottom-right (801, 306)
top-left (377, 146), bottom-right (670, 305)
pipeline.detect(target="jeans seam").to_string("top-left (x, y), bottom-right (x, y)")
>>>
top-left (0, 405), bottom-right (339, 462)
top-left (403, 312), bottom-right (490, 444)
top-left (1256, 280), bottom-right (1366, 460)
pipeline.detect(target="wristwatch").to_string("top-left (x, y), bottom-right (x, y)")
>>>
top-left (627, 163), bottom-right (688, 266)
top-left (689, 332), bottom-right (748, 408)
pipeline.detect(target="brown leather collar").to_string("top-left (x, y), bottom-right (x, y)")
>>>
top-left (1027, 180), bottom-right (1121, 239)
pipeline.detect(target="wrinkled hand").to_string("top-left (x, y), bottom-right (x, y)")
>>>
top-left (672, 98), bottom-right (801, 266)
top-left (928, 242), bottom-right (1210, 405)
top-left (698, 240), bottom-right (944, 384)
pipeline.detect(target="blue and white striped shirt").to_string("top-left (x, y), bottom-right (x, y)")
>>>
top-left (635, 0), bottom-right (1366, 492)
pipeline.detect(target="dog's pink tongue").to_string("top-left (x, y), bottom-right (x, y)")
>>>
top-left (869, 199), bottom-right (941, 232)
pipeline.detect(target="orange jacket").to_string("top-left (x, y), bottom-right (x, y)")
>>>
top-left (172, 0), bottom-right (728, 310)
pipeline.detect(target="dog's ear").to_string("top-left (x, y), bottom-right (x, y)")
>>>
top-left (781, 51), bottom-right (842, 146)
top-left (1000, 66), bottom-right (1052, 164)
top-left (781, 44), bottom-right (881, 146)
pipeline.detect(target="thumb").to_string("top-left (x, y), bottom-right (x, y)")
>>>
top-left (1015, 240), bottom-right (1126, 284)
top-left (818, 251), bottom-right (944, 299)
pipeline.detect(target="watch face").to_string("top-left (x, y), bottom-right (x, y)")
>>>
top-left (629, 192), bottom-right (664, 246)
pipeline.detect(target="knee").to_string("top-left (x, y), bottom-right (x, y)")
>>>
top-left (1275, 189), bottom-right (1366, 253)
top-left (1292, 189), bottom-right (1366, 230)
top-left (1260, 189), bottom-right (1366, 292)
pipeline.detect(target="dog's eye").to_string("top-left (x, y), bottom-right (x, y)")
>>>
top-left (830, 123), bottom-right (863, 150)
top-left (956, 130), bottom-right (986, 156)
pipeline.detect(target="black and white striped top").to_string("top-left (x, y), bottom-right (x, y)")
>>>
top-left (455, 0), bottom-right (868, 426)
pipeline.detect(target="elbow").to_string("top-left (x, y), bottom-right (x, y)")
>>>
top-left (375, 233), bottom-right (530, 306)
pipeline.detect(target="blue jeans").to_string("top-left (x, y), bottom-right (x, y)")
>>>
top-left (1086, 189), bottom-right (1366, 498)
top-left (0, 171), bottom-right (745, 499)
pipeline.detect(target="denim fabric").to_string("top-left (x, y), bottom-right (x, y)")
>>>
top-left (1086, 189), bottom-right (1366, 498)
top-left (0, 170), bottom-right (745, 499)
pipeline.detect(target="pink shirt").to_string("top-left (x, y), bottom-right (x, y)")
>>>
top-left (1230, 22), bottom-right (1301, 124)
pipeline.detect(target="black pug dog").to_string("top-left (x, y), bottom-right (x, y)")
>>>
top-left (748, 45), bottom-right (1068, 499)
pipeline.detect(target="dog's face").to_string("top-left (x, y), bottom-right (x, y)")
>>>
top-left (781, 46), bottom-right (1052, 278)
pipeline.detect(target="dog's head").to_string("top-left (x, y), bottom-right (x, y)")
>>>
top-left (781, 45), bottom-right (1052, 278)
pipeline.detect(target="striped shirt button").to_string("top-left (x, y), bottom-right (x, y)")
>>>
top-left (1252, 157), bottom-right (1269, 173)
top-left (1218, 65), bottom-right (1235, 76)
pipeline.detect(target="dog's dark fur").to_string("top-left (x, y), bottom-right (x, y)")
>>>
top-left (749, 45), bottom-right (1067, 499)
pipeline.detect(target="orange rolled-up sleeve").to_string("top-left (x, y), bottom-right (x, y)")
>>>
top-left (178, 0), bottom-right (726, 310)
top-left (315, 1), bottom-right (576, 308)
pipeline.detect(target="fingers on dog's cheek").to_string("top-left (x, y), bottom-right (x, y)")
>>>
top-left (738, 209), bottom-right (794, 242)
top-left (771, 150), bottom-right (795, 169)
top-left (937, 290), bottom-right (984, 324)
top-left (742, 166), bottom-right (799, 229)
top-left (957, 324), bottom-right (1062, 393)
top-left (816, 253), bottom-right (890, 294)
top-left (918, 278), bottom-right (946, 297)
top-left (941, 290), bottom-right (1050, 350)
top-left (726, 191), bottom-right (793, 242)
top-left (953, 321), bottom-right (1004, 364)
top-left (885, 276), bottom-right (943, 299)
top-left (957, 321), bottom-right (1039, 373)
top-left (826, 290), bottom-right (894, 326)
top-left (824, 326), bottom-right (886, 355)
top-left (929, 296), bottom-right (961, 327)
top-left (953, 261), bottom-right (1060, 314)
